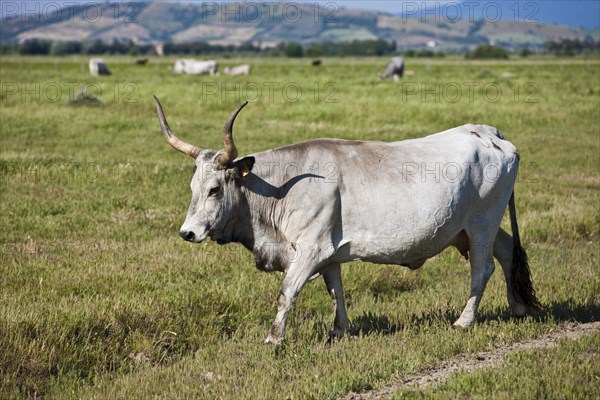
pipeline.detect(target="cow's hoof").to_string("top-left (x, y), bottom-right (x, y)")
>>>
top-left (326, 331), bottom-right (345, 344)
top-left (452, 319), bottom-right (473, 328)
top-left (275, 342), bottom-right (286, 356)
top-left (326, 335), bottom-right (338, 345)
top-left (264, 336), bottom-right (277, 345)
top-left (511, 303), bottom-right (528, 317)
top-left (265, 335), bottom-right (286, 355)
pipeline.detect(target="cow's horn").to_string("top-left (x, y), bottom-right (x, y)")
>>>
top-left (153, 95), bottom-right (201, 158)
top-left (217, 101), bottom-right (248, 165)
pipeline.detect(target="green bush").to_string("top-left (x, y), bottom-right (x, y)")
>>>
top-left (402, 49), bottom-right (446, 58)
top-left (519, 48), bottom-right (534, 57)
top-left (284, 42), bottom-right (304, 58)
top-left (465, 44), bottom-right (509, 59)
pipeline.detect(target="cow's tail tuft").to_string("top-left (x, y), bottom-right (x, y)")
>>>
top-left (508, 192), bottom-right (542, 311)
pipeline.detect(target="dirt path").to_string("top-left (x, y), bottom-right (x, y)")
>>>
top-left (342, 321), bottom-right (600, 400)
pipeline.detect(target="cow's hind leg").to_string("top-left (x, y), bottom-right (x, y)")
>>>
top-left (494, 228), bottom-right (528, 317)
top-left (454, 229), bottom-right (496, 327)
top-left (322, 263), bottom-right (350, 341)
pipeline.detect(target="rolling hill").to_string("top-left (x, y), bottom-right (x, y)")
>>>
top-left (1, 2), bottom-right (597, 49)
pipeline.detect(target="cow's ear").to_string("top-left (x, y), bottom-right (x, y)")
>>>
top-left (233, 156), bottom-right (255, 178)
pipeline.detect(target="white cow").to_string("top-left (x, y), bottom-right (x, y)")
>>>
top-left (173, 59), bottom-right (218, 75)
top-left (224, 64), bottom-right (251, 76)
top-left (153, 97), bottom-right (542, 348)
top-left (380, 56), bottom-right (405, 81)
top-left (89, 58), bottom-right (111, 76)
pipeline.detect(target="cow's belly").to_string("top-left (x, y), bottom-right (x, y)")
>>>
top-left (332, 183), bottom-right (470, 266)
top-left (332, 217), bottom-right (463, 266)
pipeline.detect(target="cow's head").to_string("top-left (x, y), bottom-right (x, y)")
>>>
top-left (153, 96), bottom-right (255, 244)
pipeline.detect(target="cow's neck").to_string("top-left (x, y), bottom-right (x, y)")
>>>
top-left (234, 183), bottom-right (292, 272)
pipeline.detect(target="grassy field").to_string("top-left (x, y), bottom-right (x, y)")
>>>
top-left (395, 331), bottom-right (600, 399)
top-left (1, 55), bottom-right (599, 399)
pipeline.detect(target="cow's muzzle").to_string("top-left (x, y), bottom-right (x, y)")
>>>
top-left (179, 230), bottom-right (196, 242)
top-left (179, 227), bottom-right (208, 243)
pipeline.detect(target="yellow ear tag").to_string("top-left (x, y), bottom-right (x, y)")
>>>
top-left (241, 165), bottom-right (250, 177)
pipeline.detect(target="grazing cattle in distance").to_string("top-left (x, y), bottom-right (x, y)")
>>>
top-left (153, 97), bottom-right (541, 348)
top-left (173, 59), bottom-right (218, 75)
top-left (135, 58), bottom-right (148, 65)
top-left (89, 58), bottom-right (111, 76)
top-left (312, 59), bottom-right (322, 66)
top-left (224, 64), bottom-right (251, 76)
top-left (380, 56), bottom-right (405, 81)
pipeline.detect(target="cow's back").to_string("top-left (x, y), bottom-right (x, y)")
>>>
top-left (247, 125), bottom-right (519, 264)
top-left (340, 124), bottom-right (518, 262)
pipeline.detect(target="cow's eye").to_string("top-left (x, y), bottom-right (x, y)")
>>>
top-left (208, 186), bottom-right (220, 197)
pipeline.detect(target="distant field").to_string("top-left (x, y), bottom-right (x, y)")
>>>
top-left (1, 56), bottom-right (598, 399)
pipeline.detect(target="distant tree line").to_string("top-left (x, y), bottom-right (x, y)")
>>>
top-left (1, 38), bottom-right (399, 57)
top-left (465, 44), bottom-right (509, 59)
top-left (544, 37), bottom-right (599, 56)
top-left (303, 40), bottom-right (397, 57)
top-left (2, 37), bottom-right (598, 58)
top-left (0, 39), bottom-right (263, 56)
top-left (402, 49), bottom-right (446, 58)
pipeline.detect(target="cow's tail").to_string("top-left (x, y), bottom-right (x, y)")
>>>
top-left (508, 191), bottom-right (542, 311)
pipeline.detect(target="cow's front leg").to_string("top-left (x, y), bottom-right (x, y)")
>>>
top-left (264, 260), bottom-right (317, 346)
top-left (322, 263), bottom-right (349, 342)
top-left (265, 237), bottom-right (336, 347)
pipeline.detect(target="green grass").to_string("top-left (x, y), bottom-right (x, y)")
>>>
top-left (394, 332), bottom-right (600, 399)
top-left (1, 56), bottom-right (599, 399)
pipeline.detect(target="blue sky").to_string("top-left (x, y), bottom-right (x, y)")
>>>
top-left (3, 1), bottom-right (599, 29)
top-left (333, 1), bottom-right (599, 29)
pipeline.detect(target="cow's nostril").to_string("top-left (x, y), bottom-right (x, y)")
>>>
top-left (180, 230), bottom-right (196, 242)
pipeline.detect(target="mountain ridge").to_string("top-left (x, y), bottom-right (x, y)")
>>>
top-left (1, 2), bottom-right (597, 49)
